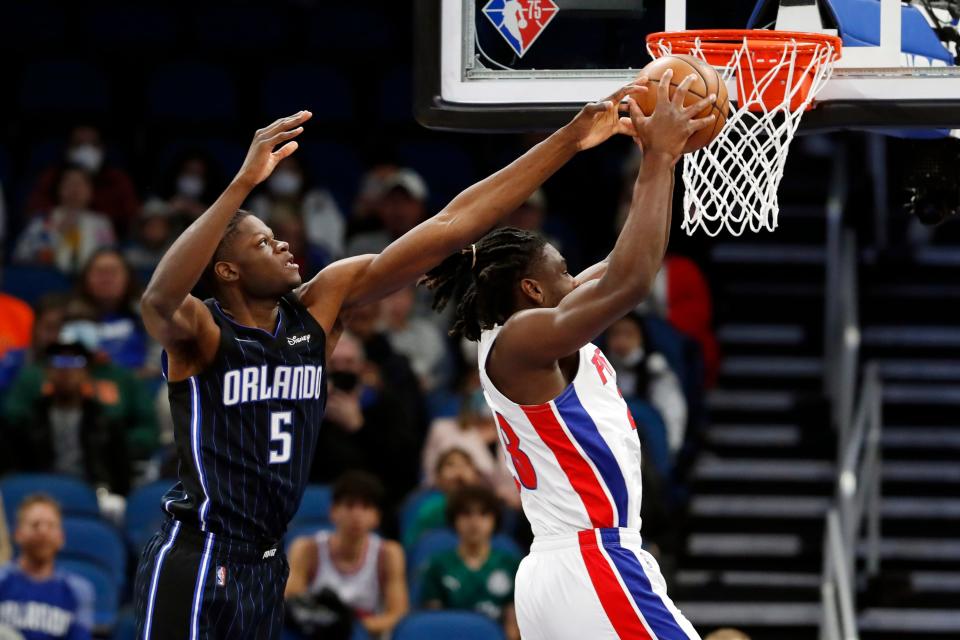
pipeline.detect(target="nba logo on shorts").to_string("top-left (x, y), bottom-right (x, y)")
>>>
top-left (216, 566), bottom-right (227, 587)
top-left (482, 0), bottom-right (559, 58)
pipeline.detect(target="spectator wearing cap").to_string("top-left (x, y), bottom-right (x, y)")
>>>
top-left (26, 125), bottom-right (140, 236)
top-left (346, 168), bottom-right (428, 257)
top-left (419, 485), bottom-right (521, 640)
top-left (123, 198), bottom-right (179, 273)
top-left (0, 494), bottom-right (94, 640)
top-left (14, 166), bottom-right (116, 275)
top-left (247, 156), bottom-right (345, 268)
top-left (0, 340), bottom-right (131, 494)
top-left (3, 319), bottom-right (158, 467)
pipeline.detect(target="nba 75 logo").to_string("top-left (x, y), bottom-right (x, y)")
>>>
top-left (482, 0), bottom-right (559, 58)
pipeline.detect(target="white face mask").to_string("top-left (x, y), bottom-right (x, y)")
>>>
top-left (67, 144), bottom-right (103, 173)
top-left (268, 170), bottom-right (302, 197)
top-left (176, 174), bottom-right (205, 199)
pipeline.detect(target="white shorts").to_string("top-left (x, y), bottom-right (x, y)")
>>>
top-left (515, 528), bottom-right (701, 640)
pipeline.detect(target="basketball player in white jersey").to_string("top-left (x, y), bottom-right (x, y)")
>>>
top-left (285, 471), bottom-right (407, 637)
top-left (423, 72), bottom-right (715, 639)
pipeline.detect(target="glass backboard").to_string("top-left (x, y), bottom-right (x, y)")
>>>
top-left (414, 0), bottom-right (960, 132)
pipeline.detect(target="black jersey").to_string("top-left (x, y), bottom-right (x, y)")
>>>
top-left (160, 292), bottom-right (327, 544)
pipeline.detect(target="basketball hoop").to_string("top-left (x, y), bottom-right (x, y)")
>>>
top-left (646, 30), bottom-right (842, 236)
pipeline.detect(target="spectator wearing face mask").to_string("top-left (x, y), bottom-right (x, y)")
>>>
top-left (606, 312), bottom-right (688, 456)
top-left (1, 340), bottom-right (131, 494)
top-left (159, 150), bottom-right (225, 221)
top-left (26, 125), bottom-right (139, 237)
top-left (247, 156), bottom-right (345, 267)
top-left (311, 333), bottom-right (422, 519)
top-left (14, 166), bottom-right (116, 275)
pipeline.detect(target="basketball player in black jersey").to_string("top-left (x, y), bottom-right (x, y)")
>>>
top-left (133, 84), bottom-right (653, 639)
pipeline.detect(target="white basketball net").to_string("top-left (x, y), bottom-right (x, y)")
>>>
top-left (648, 34), bottom-right (840, 236)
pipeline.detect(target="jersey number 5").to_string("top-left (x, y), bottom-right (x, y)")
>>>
top-left (269, 411), bottom-right (292, 464)
top-left (496, 413), bottom-right (537, 490)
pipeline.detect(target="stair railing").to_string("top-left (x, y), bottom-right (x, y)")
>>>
top-left (820, 362), bottom-right (883, 640)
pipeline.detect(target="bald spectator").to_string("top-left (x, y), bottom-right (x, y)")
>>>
top-left (26, 125), bottom-right (139, 236)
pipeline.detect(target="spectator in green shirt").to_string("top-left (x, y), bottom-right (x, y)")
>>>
top-left (420, 485), bottom-right (521, 640)
top-left (402, 448), bottom-right (481, 550)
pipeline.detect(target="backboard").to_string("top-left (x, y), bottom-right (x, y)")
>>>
top-left (414, 0), bottom-right (960, 132)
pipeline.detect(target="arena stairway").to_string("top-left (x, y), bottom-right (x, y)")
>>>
top-left (670, 143), bottom-right (837, 640)
top-left (853, 243), bottom-right (960, 640)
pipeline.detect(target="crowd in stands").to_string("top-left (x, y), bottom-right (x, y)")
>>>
top-left (0, 113), bottom-right (722, 640)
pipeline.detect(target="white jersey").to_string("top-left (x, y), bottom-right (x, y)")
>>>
top-left (478, 326), bottom-right (644, 538)
top-left (308, 530), bottom-right (383, 616)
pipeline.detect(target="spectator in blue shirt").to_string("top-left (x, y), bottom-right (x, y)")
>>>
top-left (0, 494), bottom-right (93, 640)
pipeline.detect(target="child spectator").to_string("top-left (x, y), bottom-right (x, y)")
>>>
top-left (0, 494), bottom-right (94, 640)
top-left (2, 340), bottom-right (131, 494)
top-left (606, 312), bottom-right (688, 455)
top-left (14, 167), bottom-right (116, 275)
top-left (403, 448), bottom-right (482, 550)
top-left (75, 249), bottom-right (158, 376)
top-left (420, 485), bottom-right (520, 640)
top-left (247, 155), bottom-right (345, 266)
top-left (26, 125), bottom-right (139, 236)
top-left (286, 472), bottom-right (408, 639)
top-left (421, 382), bottom-right (520, 510)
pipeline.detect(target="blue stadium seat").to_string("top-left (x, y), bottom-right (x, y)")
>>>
top-left (299, 142), bottom-right (363, 213)
top-left (124, 480), bottom-right (174, 554)
top-left (19, 61), bottom-right (111, 113)
top-left (1, 474), bottom-right (100, 528)
top-left (379, 66), bottom-right (414, 124)
top-left (289, 484), bottom-right (332, 529)
top-left (261, 65), bottom-right (353, 122)
top-left (0, 2), bottom-right (65, 50)
top-left (61, 518), bottom-right (127, 590)
top-left (0, 266), bottom-right (72, 304)
top-left (57, 559), bottom-right (118, 630)
top-left (283, 522), bottom-right (331, 554)
top-left (192, 7), bottom-right (288, 51)
top-left (84, 6), bottom-right (177, 49)
top-left (111, 609), bottom-right (136, 640)
top-left (309, 7), bottom-right (395, 52)
top-left (393, 611), bottom-right (506, 640)
top-left (147, 63), bottom-right (236, 122)
top-left (398, 488), bottom-right (442, 544)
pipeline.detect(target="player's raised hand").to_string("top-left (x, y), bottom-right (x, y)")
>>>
top-left (565, 81), bottom-right (649, 151)
top-left (235, 110), bottom-right (313, 188)
top-left (627, 70), bottom-right (716, 161)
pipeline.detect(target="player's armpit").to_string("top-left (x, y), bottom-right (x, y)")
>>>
top-left (141, 295), bottom-right (220, 376)
top-left (297, 254), bottom-right (377, 334)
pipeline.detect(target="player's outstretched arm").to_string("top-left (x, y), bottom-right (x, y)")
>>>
top-left (141, 111), bottom-right (311, 352)
top-left (299, 83), bottom-right (647, 324)
top-left (500, 71), bottom-right (715, 364)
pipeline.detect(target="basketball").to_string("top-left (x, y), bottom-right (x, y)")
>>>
top-left (634, 54), bottom-right (730, 152)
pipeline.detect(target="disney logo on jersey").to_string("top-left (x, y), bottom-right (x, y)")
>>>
top-left (287, 333), bottom-right (311, 347)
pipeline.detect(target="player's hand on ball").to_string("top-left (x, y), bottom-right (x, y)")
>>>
top-left (235, 110), bottom-right (313, 188)
top-left (566, 81), bottom-right (649, 151)
top-left (627, 69), bottom-right (716, 161)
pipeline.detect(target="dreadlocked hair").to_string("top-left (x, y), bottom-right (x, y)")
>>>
top-left (201, 209), bottom-right (254, 295)
top-left (420, 226), bottom-right (547, 342)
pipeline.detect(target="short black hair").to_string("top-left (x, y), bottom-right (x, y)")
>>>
top-left (201, 208), bottom-right (254, 295)
top-left (445, 484), bottom-right (502, 529)
top-left (332, 470), bottom-right (384, 510)
top-left (420, 227), bottom-right (547, 341)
